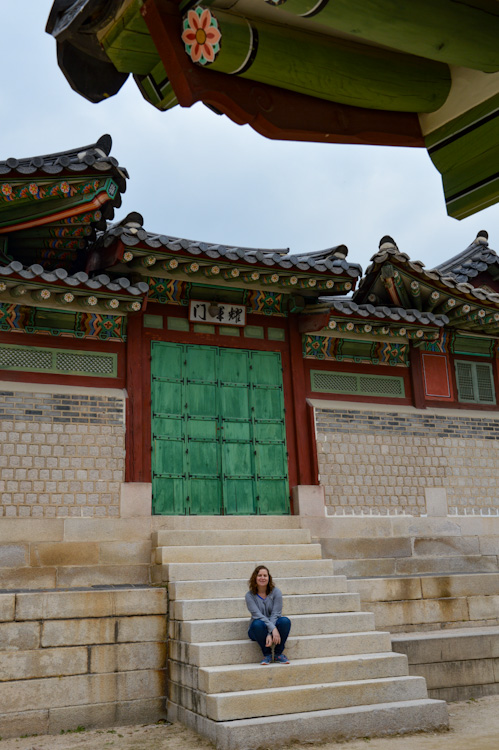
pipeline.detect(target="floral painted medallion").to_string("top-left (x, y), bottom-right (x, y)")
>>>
top-left (182, 7), bottom-right (221, 65)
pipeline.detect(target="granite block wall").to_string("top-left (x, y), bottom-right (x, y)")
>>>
top-left (0, 390), bottom-right (125, 518)
top-left (316, 406), bottom-right (499, 516)
top-left (0, 587), bottom-right (167, 738)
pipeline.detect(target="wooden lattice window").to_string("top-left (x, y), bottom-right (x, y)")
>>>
top-left (310, 370), bottom-right (405, 398)
top-left (454, 360), bottom-right (495, 404)
top-left (0, 344), bottom-right (117, 378)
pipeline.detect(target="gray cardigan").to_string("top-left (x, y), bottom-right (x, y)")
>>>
top-left (245, 588), bottom-right (283, 633)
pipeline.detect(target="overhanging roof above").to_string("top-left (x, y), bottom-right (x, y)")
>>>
top-left (46, 0), bottom-right (499, 220)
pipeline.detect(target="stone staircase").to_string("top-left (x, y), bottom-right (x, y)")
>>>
top-left (152, 517), bottom-right (447, 749)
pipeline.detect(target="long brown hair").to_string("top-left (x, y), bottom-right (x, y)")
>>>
top-left (248, 565), bottom-right (275, 596)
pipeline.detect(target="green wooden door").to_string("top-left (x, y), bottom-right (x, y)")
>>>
top-left (151, 342), bottom-right (290, 515)
top-left (251, 351), bottom-right (290, 515)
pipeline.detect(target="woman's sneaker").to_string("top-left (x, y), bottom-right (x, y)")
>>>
top-left (260, 654), bottom-right (272, 665)
top-left (274, 654), bottom-right (290, 664)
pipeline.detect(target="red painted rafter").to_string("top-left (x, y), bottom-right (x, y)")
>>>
top-left (382, 276), bottom-right (402, 306)
top-left (0, 193), bottom-right (112, 235)
top-left (141, 0), bottom-right (424, 148)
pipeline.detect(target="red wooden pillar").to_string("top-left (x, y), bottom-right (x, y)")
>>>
top-left (125, 314), bottom-right (148, 482)
top-left (409, 344), bottom-right (427, 409)
top-left (287, 315), bottom-right (317, 486)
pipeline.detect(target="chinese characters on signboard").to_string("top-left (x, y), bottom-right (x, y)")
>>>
top-left (189, 300), bottom-right (246, 326)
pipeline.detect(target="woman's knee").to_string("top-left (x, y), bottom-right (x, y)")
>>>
top-left (277, 616), bottom-right (291, 628)
top-left (248, 619), bottom-right (267, 640)
top-left (276, 617), bottom-right (291, 636)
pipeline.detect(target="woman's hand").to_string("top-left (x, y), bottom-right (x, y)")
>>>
top-left (265, 629), bottom-right (280, 647)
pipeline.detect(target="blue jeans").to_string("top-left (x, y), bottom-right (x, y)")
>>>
top-left (248, 617), bottom-right (291, 656)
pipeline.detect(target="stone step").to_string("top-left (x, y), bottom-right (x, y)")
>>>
top-left (156, 544), bottom-right (323, 564)
top-left (335, 555), bottom-right (499, 578)
top-left (420, 573), bottom-right (499, 599)
top-left (349, 572), bottom-right (499, 603)
top-left (157, 558), bottom-right (335, 582)
top-left (196, 653), bottom-right (409, 693)
top-left (392, 626), bottom-right (499, 701)
top-left (348, 573), bottom-right (499, 631)
top-left (153, 529), bottom-right (311, 547)
top-left (348, 576), bottom-right (425, 603)
top-left (0, 565), bottom-right (149, 591)
top-left (0, 567), bottom-right (58, 591)
top-left (0, 540), bottom-right (152, 568)
top-left (201, 676), bottom-right (428, 721)
top-left (392, 625), bottom-right (499, 665)
top-left (363, 597), bottom-right (470, 631)
top-left (171, 593), bottom-right (360, 621)
top-left (154, 516), bottom-right (301, 530)
top-left (172, 631), bottom-right (393, 667)
top-left (168, 575), bottom-right (349, 600)
top-left (319, 535), bottom-right (491, 564)
top-left (169, 698), bottom-right (448, 750)
top-left (170, 611), bottom-right (375, 643)
top-left (363, 598), bottom-right (499, 631)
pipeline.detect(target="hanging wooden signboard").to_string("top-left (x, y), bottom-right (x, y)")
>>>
top-left (189, 300), bottom-right (246, 326)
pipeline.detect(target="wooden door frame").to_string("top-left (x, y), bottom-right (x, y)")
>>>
top-left (125, 304), bottom-right (316, 510)
top-left (150, 342), bottom-right (290, 515)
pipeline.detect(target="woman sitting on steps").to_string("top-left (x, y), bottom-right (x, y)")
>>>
top-left (245, 564), bottom-right (291, 665)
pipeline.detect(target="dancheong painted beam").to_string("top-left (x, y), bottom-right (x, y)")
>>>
top-left (47, 0), bottom-right (499, 219)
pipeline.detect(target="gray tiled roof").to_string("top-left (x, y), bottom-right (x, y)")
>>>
top-left (1, 135), bottom-right (129, 270)
top-left (0, 260), bottom-right (148, 297)
top-left (319, 297), bottom-right (448, 326)
top-left (101, 221), bottom-right (362, 277)
top-left (434, 232), bottom-right (499, 283)
top-left (0, 134), bottom-right (128, 186)
top-left (356, 239), bottom-right (499, 306)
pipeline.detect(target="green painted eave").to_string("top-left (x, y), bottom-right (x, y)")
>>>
top-left (0, 177), bottom-right (118, 229)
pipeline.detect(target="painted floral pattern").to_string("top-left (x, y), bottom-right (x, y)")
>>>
top-left (1, 184), bottom-right (13, 201)
top-left (182, 7), bottom-right (221, 65)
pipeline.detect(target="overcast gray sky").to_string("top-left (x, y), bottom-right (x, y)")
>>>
top-left (3, 3), bottom-right (499, 274)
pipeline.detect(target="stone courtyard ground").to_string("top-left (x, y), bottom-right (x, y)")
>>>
top-left (2, 696), bottom-right (498, 750)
